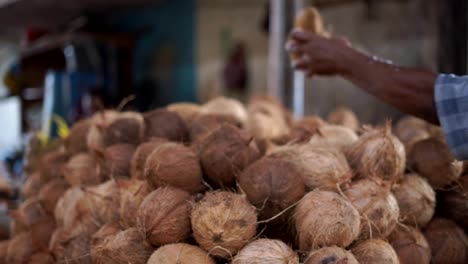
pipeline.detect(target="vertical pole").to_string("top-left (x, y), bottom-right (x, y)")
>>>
top-left (292, 0), bottom-right (306, 118)
top-left (268, 0), bottom-right (287, 102)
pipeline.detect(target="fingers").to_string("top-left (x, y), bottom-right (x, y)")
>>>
top-left (285, 40), bottom-right (304, 54)
top-left (291, 56), bottom-right (311, 70)
top-left (289, 29), bottom-right (314, 42)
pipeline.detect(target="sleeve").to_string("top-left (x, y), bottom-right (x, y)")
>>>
top-left (434, 74), bottom-right (468, 160)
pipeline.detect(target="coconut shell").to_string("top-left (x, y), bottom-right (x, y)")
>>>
top-left (191, 191), bottom-right (257, 258)
top-left (147, 243), bottom-right (215, 264)
top-left (388, 225), bottom-right (431, 264)
top-left (439, 174), bottom-right (468, 231)
top-left (294, 190), bottom-right (360, 251)
top-left (62, 234), bottom-right (92, 264)
top-left (245, 107), bottom-right (291, 140)
top-left (27, 252), bottom-right (54, 264)
top-left (408, 137), bottom-right (463, 189)
top-left (304, 246), bottom-right (359, 264)
top-left (80, 180), bottom-right (120, 224)
top-left (143, 108), bottom-right (189, 142)
top-left (189, 114), bottom-right (242, 144)
top-left (233, 239), bottom-right (299, 264)
top-left (130, 138), bottom-right (169, 179)
top-left (201, 97), bottom-right (248, 125)
top-left (198, 124), bottom-right (260, 187)
top-left (30, 217), bottom-right (56, 252)
top-left (49, 227), bottom-right (66, 261)
top-left (91, 228), bottom-right (153, 264)
top-left (309, 125), bottom-right (359, 151)
top-left (21, 172), bottom-right (42, 198)
top-left (327, 107), bottom-right (360, 132)
top-left (238, 157), bottom-right (305, 224)
top-left (393, 116), bottom-right (430, 152)
top-left (269, 143), bottom-right (351, 190)
top-left (6, 232), bottom-right (33, 264)
top-left (39, 149), bottom-right (68, 183)
top-left (344, 178), bottom-right (400, 240)
top-left (167, 102), bottom-right (201, 123)
top-left (117, 179), bottom-right (151, 228)
top-left (63, 153), bottom-right (102, 186)
top-left (137, 186), bottom-right (192, 246)
top-left (351, 239), bottom-right (400, 264)
top-left (144, 142), bottom-right (204, 193)
top-left (38, 178), bottom-right (69, 214)
top-left (11, 197), bottom-right (47, 229)
top-left (392, 173), bottom-right (435, 228)
top-left (0, 240), bottom-right (9, 263)
top-left (424, 218), bottom-right (468, 264)
top-left (96, 143), bottom-right (135, 179)
top-left (65, 119), bottom-right (92, 155)
top-left (90, 222), bottom-right (122, 247)
top-left (286, 116), bottom-right (326, 143)
top-left (346, 125), bottom-right (405, 183)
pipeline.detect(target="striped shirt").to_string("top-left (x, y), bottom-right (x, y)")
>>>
top-left (435, 74), bottom-right (468, 160)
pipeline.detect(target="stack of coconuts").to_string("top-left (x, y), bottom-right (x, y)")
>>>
top-left (1, 95), bottom-right (467, 264)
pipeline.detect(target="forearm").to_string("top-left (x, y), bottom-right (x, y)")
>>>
top-left (339, 47), bottom-right (439, 124)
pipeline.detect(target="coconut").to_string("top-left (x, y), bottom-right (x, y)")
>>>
top-left (6, 232), bottom-right (33, 264)
top-left (309, 125), bottom-right (359, 151)
top-left (286, 116), bottom-right (326, 143)
top-left (191, 191), bottom-right (257, 258)
top-left (63, 153), bottom-right (102, 186)
top-left (233, 239), bottom-right (299, 264)
top-left (62, 234), bottom-right (92, 264)
top-left (246, 98), bottom-right (293, 140)
top-left (393, 116), bottom-right (430, 152)
top-left (22, 172), bottom-right (42, 198)
top-left (30, 217), bottom-right (56, 252)
top-left (38, 178), bottom-right (69, 214)
top-left (392, 173), bottom-right (435, 228)
top-left (351, 239), bottom-right (400, 264)
top-left (439, 175), bottom-right (468, 231)
top-left (65, 119), bottom-right (92, 155)
top-left (408, 138), bottom-right (463, 189)
top-left (294, 190), bottom-right (360, 251)
top-left (117, 179), bottom-right (151, 228)
top-left (189, 114), bottom-right (242, 144)
top-left (167, 102), bottom-right (201, 123)
top-left (327, 107), bottom-right (360, 131)
top-left (95, 143), bottom-right (135, 179)
top-left (304, 246), bottom-right (359, 264)
top-left (143, 108), bottom-right (189, 142)
top-left (80, 180), bottom-right (120, 224)
top-left (39, 149), bottom-right (68, 183)
top-left (90, 222), bottom-right (122, 247)
top-left (144, 142), bottom-right (204, 193)
top-left (238, 157), bottom-right (305, 224)
top-left (11, 197), bottom-right (47, 229)
top-left (388, 225), bottom-right (431, 264)
top-left (201, 97), bottom-right (248, 125)
top-left (130, 137), bottom-right (169, 179)
top-left (346, 125), bottom-right (405, 183)
top-left (137, 186), bottom-right (192, 246)
top-left (424, 218), bottom-right (468, 264)
top-left (49, 227), bottom-right (67, 261)
top-left (27, 252), bottom-right (54, 264)
top-left (269, 143), bottom-right (351, 190)
top-left (344, 178), bottom-right (400, 240)
top-left (87, 111), bottom-right (144, 148)
top-left (0, 240), bottom-right (8, 263)
top-left (198, 124), bottom-right (260, 187)
top-left (91, 228), bottom-right (153, 264)
top-left (147, 243), bottom-right (215, 264)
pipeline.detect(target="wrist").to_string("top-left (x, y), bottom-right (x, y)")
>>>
top-left (335, 42), bottom-right (367, 78)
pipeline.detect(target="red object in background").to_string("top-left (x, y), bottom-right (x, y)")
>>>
top-left (24, 28), bottom-right (48, 45)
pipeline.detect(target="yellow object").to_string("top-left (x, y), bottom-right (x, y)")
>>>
top-left (37, 114), bottom-right (70, 146)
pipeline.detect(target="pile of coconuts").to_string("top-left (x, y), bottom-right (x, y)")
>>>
top-left (2, 96), bottom-right (468, 264)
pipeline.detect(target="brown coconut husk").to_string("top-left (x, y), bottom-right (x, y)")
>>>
top-left (49, 227), bottom-right (67, 261)
top-left (327, 106), bottom-right (360, 132)
top-left (38, 178), bottom-right (69, 214)
top-left (94, 143), bottom-right (135, 180)
top-left (424, 218), bottom-right (468, 264)
top-left (65, 119), bottom-right (92, 155)
top-left (21, 172), bottom-right (42, 198)
top-left (130, 137), bottom-right (169, 179)
top-left (233, 239), bottom-right (299, 264)
top-left (80, 180), bottom-right (120, 225)
top-left (393, 116), bottom-right (430, 152)
top-left (304, 246), bottom-right (359, 264)
top-left (27, 252), bottom-right (54, 264)
top-left (392, 173), bottom-right (435, 228)
top-left (197, 124), bottom-right (260, 187)
top-left (351, 239), bottom-right (400, 264)
top-left (144, 142), bottom-right (204, 193)
top-left (238, 157), bottom-right (305, 224)
top-left (39, 149), bottom-right (68, 183)
top-left (6, 231), bottom-right (33, 264)
top-left (91, 228), bottom-right (153, 264)
top-left (346, 124), bottom-right (405, 183)
top-left (167, 102), bottom-right (202, 123)
top-left (294, 190), bottom-right (360, 251)
top-left (344, 178), bottom-right (400, 240)
top-left (90, 222), bottom-right (122, 247)
top-left (201, 97), bottom-right (248, 125)
top-left (245, 103), bottom-right (292, 140)
top-left (189, 114), bottom-right (242, 144)
top-left (439, 174), bottom-right (468, 232)
top-left (309, 125), bottom-right (359, 151)
top-left (30, 217), bottom-right (56, 252)
top-left (117, 179), bottom-right (151, 228)
top-left (408, 137), bottom-right (463, 189)
top-left (269, 143), bottom-right (352, 190)
top-left (191, 191), bottom-right (257, 258)
top-left (10, 197), bottom-right (47, 229)
top-left (147, 243), bottom-right (215, 264)
top-left (137, 186), bottom-right (192, 246)
top-left (63, 153), bottom-right (102, 186)
top-left (285, 115), bottom-right (326, 144)
top-left (143, 108), bottom-right (189, 142)
top-left (388, 225), bottom-right (431, 264)
top-left (0, 240), bottom-right (9, 263)
top-left (62, 234), bottom-right (92, 264)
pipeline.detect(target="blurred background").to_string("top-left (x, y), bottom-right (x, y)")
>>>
top-left (0, 0), bottom-right (464, 226)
